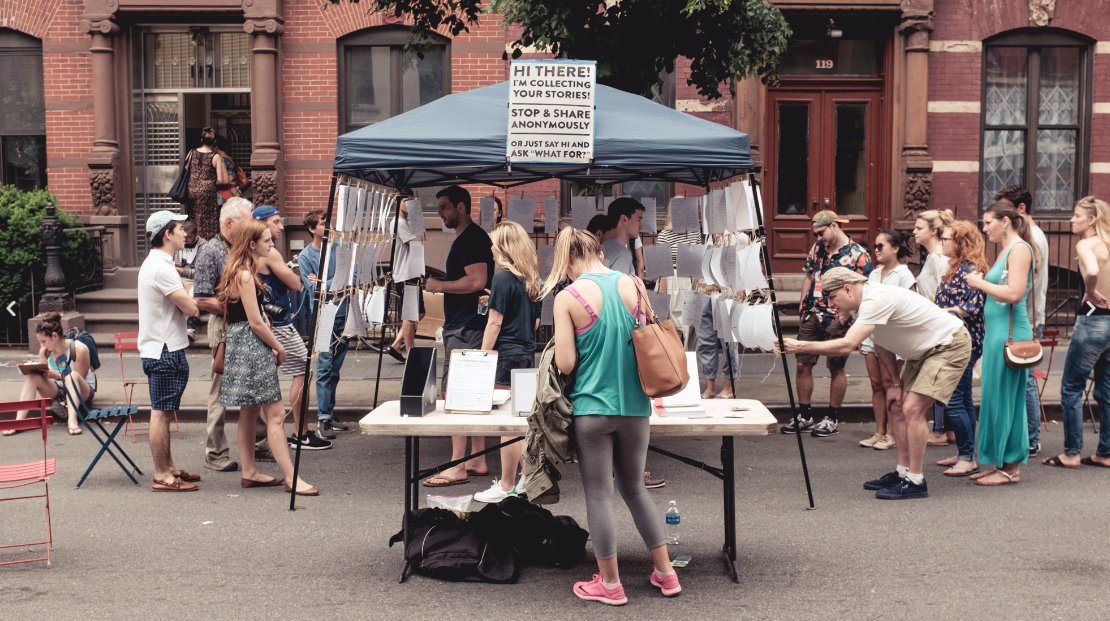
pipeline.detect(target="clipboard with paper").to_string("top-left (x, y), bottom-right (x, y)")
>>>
top-left (444, 349), bottom-right (499, 413)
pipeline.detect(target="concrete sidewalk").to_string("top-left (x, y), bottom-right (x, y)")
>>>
top-left (1, 341), bottom-right (1078, 424)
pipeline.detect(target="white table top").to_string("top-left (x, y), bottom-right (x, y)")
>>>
top-left (359, 399), bottom-right (778, 438)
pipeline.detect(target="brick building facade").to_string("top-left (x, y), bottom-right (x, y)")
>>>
top-left (1, 0), bottom-right (1108, 277)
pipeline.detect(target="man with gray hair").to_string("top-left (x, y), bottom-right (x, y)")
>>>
top-left (192, 197), bottom-right (270, 470)
top-left (779, 267), bottom-right (972, 500)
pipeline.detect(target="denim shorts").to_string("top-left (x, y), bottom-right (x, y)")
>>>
top-left (495, 353), bottom-right (536, 386)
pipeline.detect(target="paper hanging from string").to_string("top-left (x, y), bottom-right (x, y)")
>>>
top-left (700, 243), bottom-right (717, 285)
top-left (314, 302), bottom-right (340, 353)
top-left (509, 196), bottom-right (535, 230)
top-left (675, 243), bottom-right (704, 278)
top-left (681, 291), bottom-right (704, 326)
top-left (646, 291), bottom-right (671, 321)
top-left (479, 196), bottom-right (496, 232)
top-left (367, 286), bottom-right (386, 325)
top-left (334, 186), bottom-right (348, 232)
top-left (744, 242), bottom-right (768, 291)
top-left (402, 284), bottom-right (421, 321)
top-left (729, 299), bottom-right (745, 343)
top-left (343, 300), bottom-right (368, 337)
top-left (643, 243), bottom-right (673, 281)
top-left (543, 196), bottom-right (559, 233)
top-left (539, 245), bottom-right (555, 280)
top-left (641, 197), bottom-right (658, 234)
top-left (708, 189), bottom-right (727, 234)
top-left (571, 196), bottom-right (594, 230)
top-left (406, 198), bottom-right (426, 237)
top-left (709, 246), bottom-right (727, 285)
top-left (670, 197), bottom-right (700, 234)
top-left (540, 293), bottom-right (555, 326)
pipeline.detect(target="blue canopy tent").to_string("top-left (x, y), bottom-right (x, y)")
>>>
top-left (332, 80), bottom-right (752, 188)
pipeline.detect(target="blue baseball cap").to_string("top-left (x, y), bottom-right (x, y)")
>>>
top-left (252, 205), bottom-right (280, 221)
top-left (146, 210), bottom-right (188, 241)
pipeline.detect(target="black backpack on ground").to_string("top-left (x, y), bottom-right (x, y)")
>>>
top-left (496, 496), bottom-right (589, 569)
top-left (64, 328), bottom-right (101, 371)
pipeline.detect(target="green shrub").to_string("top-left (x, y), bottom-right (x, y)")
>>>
top-left (0, 185), bottom-right (90, 310)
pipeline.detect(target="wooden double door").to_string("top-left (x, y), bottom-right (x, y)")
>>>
top-left (764, 89), bottom-right (883, 272)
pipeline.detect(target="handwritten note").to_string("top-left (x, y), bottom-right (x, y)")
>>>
top-left (571, 196), bottom-right (595, 230)
top-left (708, 189), bottom-right (727, 234)
top-left (480, 196), bottom-right (496, 232)
top-left (646, 291), bottom-right (671, 321)
top-left (676, 243), bottom-right (704, 278)
top-left (540, 293), bottom-right (555, 326)
top-left (543, 196), bottom-right (558, 233)
top-left (670, 197), bottom-right (700, 234)
top-left (643, 243), bottom-right (673, 280)
top-left (681, 291), bottom-right (705, 327)
top-left (539, 245), bottom-right (555, 280)
top-left (641, 197), bottom-right (658, 234)
top-left (509, 196), bottom-right (535, 230)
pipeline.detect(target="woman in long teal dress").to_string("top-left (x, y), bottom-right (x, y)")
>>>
top-left (966, 202), bottom-right (1039, 486)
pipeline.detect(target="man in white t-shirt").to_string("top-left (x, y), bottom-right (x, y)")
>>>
top-left (139, 210), bottom-right (201, 492)
top-left (780, 268), bottom-right (971, 500)
top-left (994, 185), bottom-right (1048, 457)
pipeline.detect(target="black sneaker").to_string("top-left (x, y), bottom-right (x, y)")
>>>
top-left (876, 478), bottom-right (928, 500)
top-left (1029, 443), bottom-right (1041, 458)
top-left (863, 471), bottom-right (903, 491)
top-left (780, 416), bottom-right (814, 434)
top-left (289, 433), bottom-right (332, 451)
top-left (329, 419), bottom-right (350, 432)
top-left (317, 419), bottom-right (337, 439)
top-left (811, 417), bottom-right (839, 437)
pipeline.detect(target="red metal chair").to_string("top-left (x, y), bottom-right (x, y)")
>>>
top-left (0, 398), bottom-right (56, 568)
top-left (1033, 329), bottom-right (1059, 430)
top-left (114, 332), bottom-right (182, 442)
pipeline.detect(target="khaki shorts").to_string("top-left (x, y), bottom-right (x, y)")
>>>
top-left (797, 314), bottom-right (851, 369)
top-left (900, 327), bottom-right (972, 406)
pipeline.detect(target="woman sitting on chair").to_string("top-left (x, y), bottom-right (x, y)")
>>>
top-left (4, 312), bottom-right (96, 436)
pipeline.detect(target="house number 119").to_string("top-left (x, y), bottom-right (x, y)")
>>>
top-left (816, 60), bottom-right (834, 69)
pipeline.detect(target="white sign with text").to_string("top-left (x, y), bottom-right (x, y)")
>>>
top-left (508, 60), bottom-right (596, 164)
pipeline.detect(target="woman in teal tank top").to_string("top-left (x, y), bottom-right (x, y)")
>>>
top-left (967, 202), bottom-right (1038, 486)
top-left (543, 227), bottom-right (678, 605)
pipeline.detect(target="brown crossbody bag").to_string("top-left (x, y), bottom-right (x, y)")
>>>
top-left (628, 277), bottom-right (690, 398)
top-left (1003, 255), bottom-right (1043, 370)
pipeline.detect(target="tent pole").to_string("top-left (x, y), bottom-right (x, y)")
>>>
top-left (749, 173), bottom-right (815, 509)
top-left (290, 172), bottom-right (340, 511)
top-left (373, 190), bottom-right (401, 410)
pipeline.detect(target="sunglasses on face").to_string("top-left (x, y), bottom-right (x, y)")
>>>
top-left (873, 243), bottom-right (886, 252)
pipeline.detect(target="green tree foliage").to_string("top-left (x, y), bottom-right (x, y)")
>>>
top-left (324, 0), bottom-right (790, 99)
top-left (0, 186), bottom-right (89, 310)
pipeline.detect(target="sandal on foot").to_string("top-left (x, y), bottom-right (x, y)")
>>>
top-left (969, 467), bottom-right (997, 481)
top-left (936, 456), bottom-right (960, 467)
top-left (423, 474), bottom-right (469, 487)
top-left (943, 465), bottom-right (981, 477)
top-left (976, 469), bottom-right (1019, 486)
top-left (3, 429), bottom-right (21, 437)
top-left (1080, 456), bottom-right (1110, 468)
top-left (700, 392), bottom-right (715, 400)
top-left (1042, 455), bottom-right (1080, 469)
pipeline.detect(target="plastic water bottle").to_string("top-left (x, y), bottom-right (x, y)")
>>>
top-left (665, 501), bottom-right (681, 545)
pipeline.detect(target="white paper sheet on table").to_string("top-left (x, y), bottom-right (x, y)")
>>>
top-left (445, 350), bottom-right (498, 413)
top-left (643, 243), bottom-right (673, 280)
top-left (539, 245), bottom-right (555, 280)
top-left (314, 302), bottom-right (340, 353)
top-left (641, 197), bottom-right (658, 234)
top-left (402, 284), bottom-right (421, 321)
top-left (540, 293), bottom-right (555, 326)
top-left (675, 243), bottom-right (704, 278)
top-left (646, 291), bottom-right (671, 320)
top-left (508, 196), bottom-right (535, 230)
top-left (661, 352), bottom-right (702, 408)
top-left (669, 197), bottom-right (700, 234)
top-left (571, 196), bottom-right (595, 230)
top-left (543, 196), bottom-right (558, 233)
top-left (479, 196), bottom-right (496, 232)
top-left (708, 189), bottom-right (727, 234)
top-left (681, 291), bottom-right (704, 327)
top-left (700, 243), bottom-right (717, 285)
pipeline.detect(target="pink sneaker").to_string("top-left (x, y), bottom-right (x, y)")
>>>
top-left (573, 574), bottom-right (628, 605)
top-left (650, 569), bottom-right (682, 596)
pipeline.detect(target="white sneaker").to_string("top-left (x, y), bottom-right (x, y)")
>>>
top-left (516, 474), bottom-right (526, 496)
top-left (473, 479), bottom-right (516, 504)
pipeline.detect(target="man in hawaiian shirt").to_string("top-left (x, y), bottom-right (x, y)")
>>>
top-left (782, 210), bottom-right (873, 438)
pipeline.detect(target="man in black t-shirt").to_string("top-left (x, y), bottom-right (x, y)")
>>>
top-left (424, 185), bottom-right (495, 487)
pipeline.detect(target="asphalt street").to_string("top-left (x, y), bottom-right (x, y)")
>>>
top-left (2, 419), bottom-right (1108, 620)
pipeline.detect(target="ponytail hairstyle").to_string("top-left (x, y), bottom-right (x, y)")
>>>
top-left (1074, 195), bottom-right (1110, 252)
top-left (917, 209), bottom-right (955, 234)
top-left (35, 312), bottom-right (64, 338)
top-left (878, 229), bottom-right (911, 259)
top-left (985, 201), bottom-right (1040, 271)
top-left (539, 226), bottom-right (603, 300)
top-left (216, 218), bottom-right (268, 308)
top-left (200, 126), bottom-right (216, 147)
top-left (943, 220), bottom-right (989, 282)
top-left (490, 221), bottom-right (541, 301)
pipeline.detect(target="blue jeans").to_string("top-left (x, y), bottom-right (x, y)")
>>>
top-left (1026, 324), bottom-right (1044, 447)
top-left (696, 296), bottom-right (738, 380)
top-left (946, 361), bottom-right (977, 461)
top-left (315, 312), bottom-right (350, 421)
top-left (1060, 315), bottom-right (1110, 457)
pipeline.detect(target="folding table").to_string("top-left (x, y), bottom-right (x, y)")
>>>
top-left (359, 399), bottom-right (777, 583)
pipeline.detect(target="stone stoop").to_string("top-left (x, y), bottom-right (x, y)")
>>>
top-left (76, 287), bottom-right (211, 349)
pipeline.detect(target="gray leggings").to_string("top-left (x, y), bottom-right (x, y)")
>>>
top-left (574, 415), bottom-right (667, 559)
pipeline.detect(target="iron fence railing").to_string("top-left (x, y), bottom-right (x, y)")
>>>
top-left (0, 269), bottom-right (34, 347)
top-left (65, 226), bottom-right (104, 295)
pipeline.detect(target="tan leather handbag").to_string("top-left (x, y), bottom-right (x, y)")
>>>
top-left (211, 311), bottom-right (228, 374)
top-left (629, 280), bottom-right (690, 398)
top-left (1004, 276), bottom-right (1042, 369)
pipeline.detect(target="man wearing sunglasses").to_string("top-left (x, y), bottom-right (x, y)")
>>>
top-left (778, 268), bottom-right (972, 500)
top-left (783, 210), bottom-right (872, 438)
